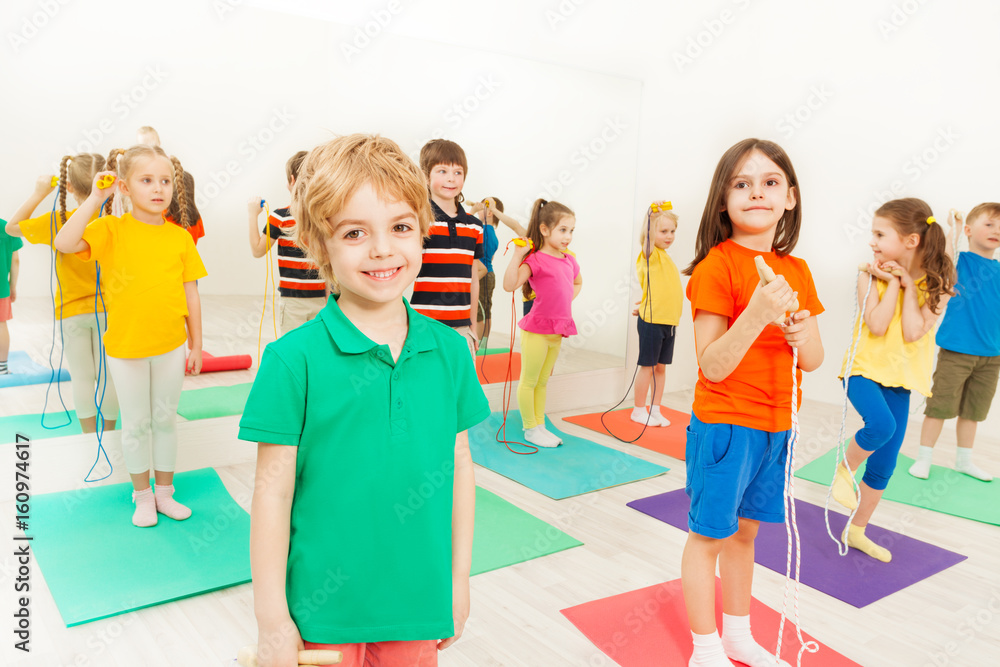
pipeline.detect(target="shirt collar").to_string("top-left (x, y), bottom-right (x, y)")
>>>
top-left (320, 295), bottom-right (437, 356)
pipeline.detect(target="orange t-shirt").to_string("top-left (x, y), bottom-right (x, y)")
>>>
top-left (164, 214), bottom-right (205, 245)
top-left (686, 239), bottom-right (824, 432)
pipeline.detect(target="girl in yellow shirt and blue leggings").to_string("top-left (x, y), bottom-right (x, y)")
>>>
top-left (56, 145), bottom-right (207, 528)
top-left (834, 198), bottom-right (954, 562)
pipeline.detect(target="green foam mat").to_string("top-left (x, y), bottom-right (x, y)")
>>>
top-left (472, 487), bottom-right (582, 575)
top-left (29, 468), bottom-right (251, 626)
top-left (176, 383), bottom-right (252, 420)
top-left (796, 448), bottom-right (1000, 526)
top-left (476, 346), bottom-right (511, 357)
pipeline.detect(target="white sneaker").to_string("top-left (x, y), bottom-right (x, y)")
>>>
top-left (524, 426), bottom-right (560, 448)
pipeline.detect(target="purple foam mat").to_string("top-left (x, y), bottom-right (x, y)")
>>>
top-left (628, 489), bottom-right (968, 608)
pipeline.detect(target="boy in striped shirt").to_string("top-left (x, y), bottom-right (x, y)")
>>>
top-left (249, 151), bottom-right (328, 335)
top-left (412, 140), bottom-right (484, 355)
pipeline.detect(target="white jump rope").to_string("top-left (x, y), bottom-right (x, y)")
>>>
top-left (753, 256), bottom-right (819, 666)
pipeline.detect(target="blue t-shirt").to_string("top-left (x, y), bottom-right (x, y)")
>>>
top-left (936, 251), bottom-right (1000, 356)
top-left (482, 223), bottom-right (498, 273)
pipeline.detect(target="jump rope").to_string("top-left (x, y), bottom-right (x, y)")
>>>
top-left (42, 175), bottom-right (116, 482)
top-left (598, 201), bottom-right (671, 444)
top-left (754, 256), bottom-right (818, 666)
top-left (824, 209), bottom-right (965, 554)
top-left (256, 199), bottom-right (278, 367)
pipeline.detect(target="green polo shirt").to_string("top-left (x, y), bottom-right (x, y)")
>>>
top-left (0, 222), bottom-right (23, 299)
top-left (239, 295), bottom-right (490, 644)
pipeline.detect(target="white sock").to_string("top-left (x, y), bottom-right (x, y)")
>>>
top-left (955, 448), bottom-right (992, 481)
top-left (722, 613), bottom-right (790, 667)
top-left (690, 630), bottom-right (733, 667)
top-left (908, 446), bottom-right (934, 479)
top-left (650, 405), bottom-right (671, 427)
top-left (631, 406), bottom-right (652, 425)
top-left (523, 426), bottom-right (559, 448)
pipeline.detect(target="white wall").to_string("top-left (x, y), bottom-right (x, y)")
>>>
top-left (1, 0), bottom-right (641, 358)
top-left (4, 0), bottom-right (1000, 428)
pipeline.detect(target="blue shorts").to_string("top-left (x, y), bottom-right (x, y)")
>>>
top-left (637, 318), bottom-right (676, 367)
top-left (685, 414), bottom-right (789, 539)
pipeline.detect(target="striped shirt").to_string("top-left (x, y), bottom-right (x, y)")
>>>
top-left (411, 201), bottom-right (484, 327)
top-left (264, 207), bottom-right (326, 299)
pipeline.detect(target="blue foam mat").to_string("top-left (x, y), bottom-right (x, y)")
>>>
top-left (0, 350), bottom-right (70, 388)
top-left (469, 411), bottom-right (668, 499)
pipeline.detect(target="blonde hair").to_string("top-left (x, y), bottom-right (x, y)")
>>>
top-left (285, 150), bottom-right (308, 183)
top-left (292, 134), bottom-right (433, 288)
top-left (638, 210), bottom-right (678, 248)
top-left (58, 153), bottom-right (106, 224)
top-left (136, 126), bottom-right (161, 146)
top-left (967, 202), bottom-right (1000, 227)
top-left (876, 198), bottom-right (954, 313)
top-left (105, 145), bottom-right (190, 228)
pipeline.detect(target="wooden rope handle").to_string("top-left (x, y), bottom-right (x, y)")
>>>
top-left (237, 644), bottom-right (343, 666)
top-left (754, 255), bottom-right (798, 324)
top-left (857, 262), bottom-right (904, 277)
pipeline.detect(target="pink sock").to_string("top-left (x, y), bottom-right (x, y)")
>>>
top-left (155, 484), bottom-right (192, 520)
top-left (132, 487), bottom-right (157, 527)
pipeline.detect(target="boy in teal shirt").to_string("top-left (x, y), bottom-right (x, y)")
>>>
top-left (240, 135), bottom-right (489, 667)
top-left (0, 222), bottom-right (23, 375)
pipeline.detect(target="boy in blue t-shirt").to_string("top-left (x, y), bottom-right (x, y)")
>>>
top-left (0, 223), bottom-right (23, 375)
top-left (912, 203), bottom-right (1000, 481)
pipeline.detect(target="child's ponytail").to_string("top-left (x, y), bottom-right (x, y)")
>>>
top-left (876, 198), bottom-right (955, 313)
top-left (522, 197), bottom-right (574, 300)
top-left (169, 156), bottom-right (190, 229)
top-left (105, 148), bottom-right (125, 216)
top-left (58, 155), bottom-right (71, 224)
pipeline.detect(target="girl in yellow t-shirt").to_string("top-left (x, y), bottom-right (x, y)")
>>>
top-left (4, 154), bottom-right (120, 433)
top-left (55, 145), bottom-right (207, 528)
top-left (834, 198), bottom-right (955, 562)
top-left (632, 202), bottom-right (682, 427)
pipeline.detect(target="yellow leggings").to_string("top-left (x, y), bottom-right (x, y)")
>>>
top-left (518, 331), bottom-right (563, 429)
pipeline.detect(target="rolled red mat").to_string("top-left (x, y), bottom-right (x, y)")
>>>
top-left (189, 351), bottom-right (253, 374)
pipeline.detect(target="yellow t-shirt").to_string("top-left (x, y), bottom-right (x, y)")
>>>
top-left (636, 247), bottom-right (682, 325)
top-left (19, 208), bottom-right (103, 319)
top-left (840, 277), bottom-right (934, 396)
top-left (78, 213), bottom-right (207, 359)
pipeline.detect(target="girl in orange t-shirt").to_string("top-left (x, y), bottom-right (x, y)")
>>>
top-left (680, 139), bottom-right (824, 667)
top-left (55, 145), bottom-right (206, 529)
top-left (4, 154), bottom-right (120, 433)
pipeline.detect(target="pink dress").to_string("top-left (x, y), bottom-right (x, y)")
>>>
top-left (518, 251), bottom-right (579, 337)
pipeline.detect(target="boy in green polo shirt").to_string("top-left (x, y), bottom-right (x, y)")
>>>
top-left (240, 134), bottom-right (490, 667)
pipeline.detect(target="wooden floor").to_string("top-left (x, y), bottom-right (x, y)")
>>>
top-left (2, 297), bottom-right (999, 666)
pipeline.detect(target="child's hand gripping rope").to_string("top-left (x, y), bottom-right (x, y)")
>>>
top-left (755, 256), bottom-right (820, 667)
top-left (237, 644), bottom-right (343, 666)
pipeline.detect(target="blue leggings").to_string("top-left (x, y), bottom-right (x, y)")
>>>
top-left (846, 375), bottom-right (911, 491)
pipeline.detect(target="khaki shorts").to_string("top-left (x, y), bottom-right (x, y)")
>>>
top-left (924, 348), bottom-right (1000, 422)
top-left (451, 325), bottom-right (478, 358)
top-left (279, 296), bottom-right (325, 336)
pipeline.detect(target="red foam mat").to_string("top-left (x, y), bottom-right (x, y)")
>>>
top-left (476, 351), bottom-right (522, 385)
top-left (561, 578), bottom-right (860, 667)
top-left (562, 407), bottom-right (689, 460)
top-left (190, 351), bottom-right (252, 374)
